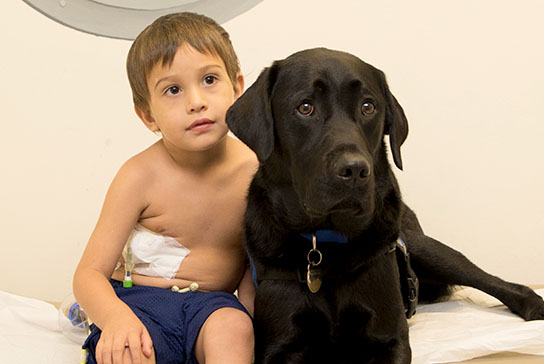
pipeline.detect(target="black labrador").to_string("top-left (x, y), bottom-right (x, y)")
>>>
top-left (226, 48), bottom-right (544, 364)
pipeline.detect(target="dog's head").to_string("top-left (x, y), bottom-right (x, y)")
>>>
top-left (227, 48), bottom-right (408, 230)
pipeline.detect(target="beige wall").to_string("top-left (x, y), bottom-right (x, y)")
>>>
top-left (2, 0), bottom-right (543, 302)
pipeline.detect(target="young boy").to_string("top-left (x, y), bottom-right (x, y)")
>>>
top-left (73, 12), bottom-right (257, 364)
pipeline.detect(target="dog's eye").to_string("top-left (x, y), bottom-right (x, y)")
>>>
top-left (297, 102), bottom-right (314, 116)
top-left (361, 102), bottom-right (375, 115)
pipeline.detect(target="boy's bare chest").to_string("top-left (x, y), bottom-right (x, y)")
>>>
top-left (140, 176), bottom-right (247, 248)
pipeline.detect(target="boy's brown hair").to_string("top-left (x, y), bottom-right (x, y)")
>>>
top-left (127, 12), bottom-right (240, 112)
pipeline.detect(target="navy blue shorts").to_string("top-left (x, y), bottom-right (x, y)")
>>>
top-left (83, 279), bottom-right (249, 364)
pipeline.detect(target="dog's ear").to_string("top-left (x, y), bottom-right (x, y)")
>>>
top-left (226, 63), bottom-right (279, 162)
top-left (381, 73), bottom-right (409, 170)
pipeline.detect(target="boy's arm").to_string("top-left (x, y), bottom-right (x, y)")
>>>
top-left (236, 263), bottom-right (256, 317)
top-left (73, 159), bottom-right (153, 363)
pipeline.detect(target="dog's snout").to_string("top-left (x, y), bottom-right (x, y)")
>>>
top-left (334, 153), bottom-right (371, 184)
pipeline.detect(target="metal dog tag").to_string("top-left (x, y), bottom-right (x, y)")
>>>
top-left (306, 234), bottom-right (323, 293)
top-left (307, 264), bottom-right (322, 293)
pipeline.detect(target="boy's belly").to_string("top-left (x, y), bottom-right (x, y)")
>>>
top-left (112, 247), bottom-right (245, 293)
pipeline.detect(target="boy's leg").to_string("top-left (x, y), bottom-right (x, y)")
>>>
top-left (194, 307), bottom-right (254, 364)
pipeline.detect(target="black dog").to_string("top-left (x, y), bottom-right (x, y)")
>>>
top-left (226, 48), bottom-right (544, 364)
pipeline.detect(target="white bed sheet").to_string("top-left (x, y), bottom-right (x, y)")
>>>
top-left (410, 287), bottom-right (544, 363)
top-left (1, 288), bottom-right (543, 364)
top-left (0, 290), bottom-right (80, 364)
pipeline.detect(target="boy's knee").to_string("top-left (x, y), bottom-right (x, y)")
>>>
top-left (196, 307), bottom-right (254, 363)
top-left (207, 307), bottom-right (253, 337)
top-left (218, 307), bottom-right (252, 332)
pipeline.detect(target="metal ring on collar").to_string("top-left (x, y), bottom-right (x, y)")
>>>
top-left (307, 248), bottom-right (323, 266)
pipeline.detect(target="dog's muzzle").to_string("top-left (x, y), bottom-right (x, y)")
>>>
top-left (333, 152), bottom-right (371, 187)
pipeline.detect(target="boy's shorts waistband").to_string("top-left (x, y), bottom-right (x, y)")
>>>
top-left (110, 278), bottom-right (199, 293)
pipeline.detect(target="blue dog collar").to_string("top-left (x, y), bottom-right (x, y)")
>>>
top-left (248, 230), bottom-right (348, 289)
top-left (301, 230), bottom-right (349, 244)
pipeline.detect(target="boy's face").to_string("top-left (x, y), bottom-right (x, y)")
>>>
top-left (138, 43), bottom-right (243, 152)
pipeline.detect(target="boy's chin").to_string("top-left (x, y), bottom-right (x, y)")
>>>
top-left (192, 130), bottom-right (229, 151)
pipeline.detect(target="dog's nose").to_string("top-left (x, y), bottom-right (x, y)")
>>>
top-left (335, 153), bottom-right (371, 183)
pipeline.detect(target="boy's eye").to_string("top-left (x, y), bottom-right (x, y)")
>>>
top-left (204, 75), bottom-right (217, 85)
top-left (165, 85), bottom-right (180, 96)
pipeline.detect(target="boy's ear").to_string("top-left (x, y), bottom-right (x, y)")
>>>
top-left (135, 105), bottom-right (159, 132)
top-left (233, 72), bottom-right (245, 100)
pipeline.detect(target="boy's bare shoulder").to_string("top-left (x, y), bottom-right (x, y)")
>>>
top-left (228, 136), bottom-right (258, 174)
top-left (116, 141), bottom-right (164, 185)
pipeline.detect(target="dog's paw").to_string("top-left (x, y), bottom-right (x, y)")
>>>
top-left (507, 285), bottom-right (544, 321)
top-left (518, 299), bottom-right (544, 321)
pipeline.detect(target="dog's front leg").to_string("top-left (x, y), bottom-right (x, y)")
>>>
top-left (400, 205), bottom-right (544, 320)
top-left (404, 230), bottom-right (544, 320)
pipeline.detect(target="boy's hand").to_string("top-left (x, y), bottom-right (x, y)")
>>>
top-left (95, 311), bottom-right (153, 364)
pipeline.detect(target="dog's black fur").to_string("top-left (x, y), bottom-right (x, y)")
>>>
top-left (226, 48), bottom-right (544, 364)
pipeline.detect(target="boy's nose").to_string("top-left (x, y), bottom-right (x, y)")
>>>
top-left (186, 87), bottom-right (208, 113)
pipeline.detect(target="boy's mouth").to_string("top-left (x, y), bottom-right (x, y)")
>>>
top-left (187, 118), bottom-right (214, 131)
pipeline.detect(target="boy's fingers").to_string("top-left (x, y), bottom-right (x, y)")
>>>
top-left (101, 347), bottom-right (113, 364)
top-left (141, 329), bottom-right (153, 357)
top-left (97, 337), bottom-right (113, 364)
top-left (111, 340), bottom-right (126, 364)
top-left (95, 340), bottom-right (103, 364)
top-left (127, 334), bottom-right (142, 364)
top-left (111, 336), bottom-right (126, 364)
